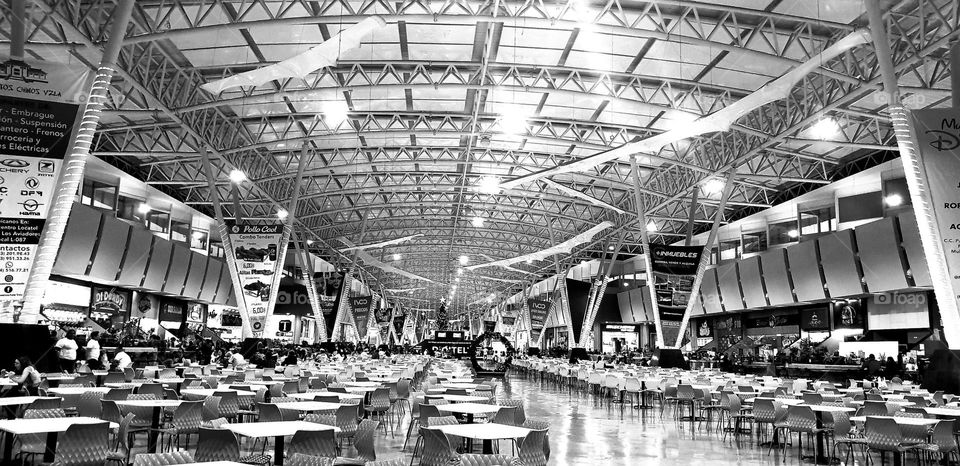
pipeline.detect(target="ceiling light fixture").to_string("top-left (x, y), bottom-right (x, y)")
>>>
top-left (457, 268), bottom-right (464, 275)
top-left (458, 255), bottom-right (470, 265)
top-left (498, 105), bottom-right (530, 135)
top-left (323, 99), bottom-right (350, 126)
top-left (809, 117), bottom-right (841, 140)
top-left (475, 176), bottom-right (502, 195)
top-left (885, 193), bottom-right (904, 207)
top-left (471, 216), bottom-right (485, 228)
top-left (276, 209), bottom-right (289, 220)
top-left (137, 203), bottom-right (151, 215)
top-left (228, 169), bottom-right (247, 184)
top-left (646, 221), bottom-right (658, 232)
top-left (702, 178), bottom-right (725, 196)
top-left (392, 253), bottom-right (402, 261)
top-left (787, 229), bottom-right (799, 239)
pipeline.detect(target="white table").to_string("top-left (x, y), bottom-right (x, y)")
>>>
top-left (434, 423), bottom-right (530, 454)
top-left (224, 421), bottom-right (340, 465)
top-left (154, 378), bottom-right (187, 390)
top-left (0, 416), bottom-right (117, 462)
top-left (437, 394), bottom-right (488, 403)
top-left (116, 400), bottom-right (182, 452)
top-left (850, 415), bottom-right (940, 426)
top-left (435, 403), bottom-right (502, 423)
top-left (287, 392), bottom-right (365, 401)
top-left (181, 388), bottom-right (256, 399)
top-left (439, 383), bottom-right (480, 390)
top-left (924, 407), bottom-right (960, 417)
top-left (275, 401), bottom-right (343, 412)
top-left (104, 382), bottom-right (143, 389)
top-left (0, 396), bottom-right (50, 409)
top-left (343, 381), bottom-right (381, 388)
top-left (47, 387), bottom-right (111, 396)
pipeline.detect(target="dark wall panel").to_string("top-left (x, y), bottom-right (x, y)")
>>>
top-left (225, 282), bottom-right (237, 307)
top-left (738, 256), bottom-right (768, 309)
top-left (819, 230), bottom-right (864, 298)
top-left (788, 240), bottom-right (827, 302)
top-left (700, 268), bottom-right (723, 315)
top-left (199, 259), bottom-right (222, 303)
top-left (717, 262), bottom-right (744, 311)
top-left (215, 265), bottom-right (233, 305)
top-left (898, 212), bottom-right (932, 287)
top-left (182, 252), bottom-right (208, 299)
top-left (52, 204), bottom-right (102, 275)
top-left (87, 216), bottom-right (130, 282)
top-left (142, 239), bottom-right (172, 291)
top-left (117, 228), bottom-right (153, 287)
top-left (856, 217), bottom-right (910, 292)
top-left (638, 286), bottom-right (653, 322)
top-left (161, 244), bottom-right (191, 294)
top-left (760, 249), bottom-right (794, 306)
top-left (617, 292), bottom-right (632, 322)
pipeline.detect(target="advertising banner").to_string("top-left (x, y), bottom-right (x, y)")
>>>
top-left (393, 312), bottom-right (406, 341)
top-left (276, 279), bottom-right (311, 316)
top-left (833, 299), bottom-right (865, 330)
top-left (694, 319), bottom-right (713, 339)
top-left (374, 306), bottom-right (392, 324)
top-left (649, 244), bottom-right (702, 347)
top-left (566, 279), bottom-right (591, 344)
top-left (0, 57), bottom-right (89, 302)
top-left (227, 222), bottom-right (283, 337)
top-left (527, 298), bottom-right (550, 332)
top-left (800, 307), bottom-right (831, 331)
top-left (315, 271), bottom-right (344, 339)
top-left (501, 314), bottom-right (517, 326)
top-left (349, 295), bottom-right (372, 339)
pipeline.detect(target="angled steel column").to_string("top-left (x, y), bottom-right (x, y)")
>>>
top-left (9, 0), bottom-right (25, 59)
top-left (19, 0), bottom-right (135, 321)
top-left (673, 170), bottom-right (736, 349)
top-left (684, 189), bottom-right (700, 246)
top-left (293, 231), bottom-right (326, 342)
top-left (629, 154), bottom-right (664, 347)
top-left (547, 220), bottom-right (575, 348)
top-left (866, 0), bottom-right (960, 348)
top-left (263, 145), bottom-right (307, 329)
top-left (200, 149), bottom-right (253, 338)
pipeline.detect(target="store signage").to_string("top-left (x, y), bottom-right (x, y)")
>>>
top-left (374, 306), bottom-right (392, 324)
top-left (696, 320), bottom-right (713, 338)
top-left (314, 271), bottom-right (344, 339)
top-left (800, 307), bottom-right (831, 331)
top-left (393, 312), bottom-right (406, 341)
top-left (483, 320), bottom-right (496, 333)
top-left (527, 298), bottom-right (550, 332)
top-left (159, 298), bottom-right (185, 322)
top-left (649, 244), bottom-right (702, 347)
top-left (601, 323), bottom-right (642, 333)
top-left (0, 57), bottom-right (89, 302)
top-left (349, 295), bottom-right (372, 339)
top-left (745, 311), bottom-right (799, 329)
top-left (226, 222), bottom-right (282, 337)
top-left (91, 287), bottom-right (128, 314)
top-left (500, 314), bottom-right (516, 326)
top-left (276, 281), bottom-right (311, 316)
top-left (832, 299), bottom-right (865, 330)
top-left (186, 302), bottom-right (207, 324)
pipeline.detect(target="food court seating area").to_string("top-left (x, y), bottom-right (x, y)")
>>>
top-left (0, 357), bottom-right (550, 466)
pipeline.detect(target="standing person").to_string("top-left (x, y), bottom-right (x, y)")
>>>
top-left (884, 357), bottom-right (900, 379)
top-left (199, 338), bottom-right (214, 365)
top-left (55, 330), bottom-right (79, 373)
top-left (85, 331), bottom-right (102, 369)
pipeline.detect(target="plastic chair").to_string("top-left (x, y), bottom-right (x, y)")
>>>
top-left (54, 421), bottom-right (111, 466)
top-left (354, 419), bottom-right (379, 462)
top-left (459, 454), bottom-right (516, 465)
top-left (916, 419), bottom-right (959, 464)
top-left (131, 451), bottom-right (195, 466)
top-left (364, 387), bottom-right (393, 435)
top-left (517, 425), bottom-right (548, 466)
top-left (285, 453), bottom-right (335, 466)
top-left (335, 405), bottom-right (359, 445)
top-left (862, 400), bottom-right (890, 417)
top-left (785, 405), bottom-right (828, 460)
top-left (157, 400), bottom-right (202, 451)
top-left (212, 390), bottom-right (239, 422)
top-left (418, 427), bottom-right (457, 466)
top-left (107, 413), bottom-right (137, 465)
top-left (16, 408), bottom-right (66, 463)
top-left (195, 427), bottom-right (271, 465)
top-left (77, 391), bottom-right (104, 418)
top-left (864, 416), bottom-right (921, 465)
top-left (287, 428), bottom-right (339, 459)
top-left (104, 388), bottom-right (132, 401)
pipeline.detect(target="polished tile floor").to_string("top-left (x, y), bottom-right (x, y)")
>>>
top-left (378, 372), bottom-right (880, 465)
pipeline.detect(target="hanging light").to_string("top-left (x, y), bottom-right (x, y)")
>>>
top-left (475, 176), bottom-right (502, 195)
top-left (809, 117), bottom-right (841, 140)
top-left (457, 268), bottom-right (464, 275)
top-left (392, 253), bottom-right (402, 261)
top-left (276, 208), bottom-right (289, 220)
top-left (885, 194), bottom-right (904, 207)
top-left (787, 229), bottom-right (799, 239)
top-left (323, 99), bottom-right (350, 126)
top-left (458, 255), bottom-right (470, 265)
top-left (137, 203), bottom-right (151, 215)
top-left (702, 178), bottom-right (725, 196)
top-left (228, 169), bottom-right (247, 184)
top-left (498, 105), bottom-right (530, 135)
top-left (646, 221), bottom-right (658, 232)
top-left (471, 216), bottom-right (485, 228)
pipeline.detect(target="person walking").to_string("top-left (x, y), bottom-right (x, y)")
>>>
top-left (55, 329), bottom-right (79, 373)
top-left (85, 331), bottom-right (102, 369)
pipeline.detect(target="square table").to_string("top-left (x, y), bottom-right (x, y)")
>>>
top-left (180, 388), bottom-right (256, 399)
top-left (275, 401), bottom-right (344, 412)
top-left (115, 399), bottom-right (182, 452)
top-left (155, 378), bottom-right (187, 391)
top-left (0, 416), bottom-right (118, 462)
top-left (433, 423), bottom-right (531, 454)
top-left (287, 392), bottom-right (366, 401)
top-left (849, 415), bottom-right (940, 426)
top-left (343, 381), bottom-right (382, 388)
top-left (440, 383), bottom-right (480, 390)
top-left (224, 421), bottom-right (340, 465)
top-left (47, 387), bottom-right (111, 396)
top-left (104, 382), bottom-right (143, 389)
top-left (438, 394), bottom-right (488, 403)
top-left (924, 407), bottom-right (960, 418)
top-left (435, 403), bottom-right (502, 423)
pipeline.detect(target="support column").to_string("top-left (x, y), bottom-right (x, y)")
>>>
top-left (19, 0), bottom-right (135, 322)
top-left (9, 0), bottom-right (25, 60)
top-left (546, 220), bottom-right (575, 349)
top-left (263, 145), bottom-right (307, 328)
top-left (629, 155), bottom-right (664, 348)
top-left (674, 170), bottom-right (737, 348)
top-left (866, 0), bottom-right (960, 347)
top-left (200, 149), bottom-right (252, 338)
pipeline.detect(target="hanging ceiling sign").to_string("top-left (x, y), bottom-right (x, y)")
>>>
top-left (0, 57), bottom-right (90, 303)
top-left (349, 295), bottom-right (372, 339)
top-left (648, 244), bottom-right (702, 348)
top-left (226, 222), bottom-right (283, 337)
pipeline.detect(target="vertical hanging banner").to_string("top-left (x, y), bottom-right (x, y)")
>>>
top-left (227, 222), bottom-right (283, 337)
top-left (316, 271), bottom-right (345, 340)
top-left (349, 295), bottom-right (372, 339)
top-left (0, 58), bottom-right (89, 303)
top-left (393, 311), bottom-right (407, 344)
top-left (909, 110), bottom-right (960, 322)
top-left (375, 305), bottom-right (392, 341)
top-left (527, 298), bottom-right (550, 344)
top-left (649, 244), bottom-right (702, 347)
top-left (565, 279), bottom-right (592, 345)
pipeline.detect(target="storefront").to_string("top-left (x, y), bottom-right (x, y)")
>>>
top-left (599, 322), bottom-right (643, 353)
top-left (544, 326), bottom-right (568, 350)
top-left (89, 286), bottom-right (132, 333)
top-left (41, 280), bottom-right (94, 334)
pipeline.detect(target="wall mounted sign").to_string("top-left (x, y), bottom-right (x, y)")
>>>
top-left (648, 244), bottom-right (702, 347)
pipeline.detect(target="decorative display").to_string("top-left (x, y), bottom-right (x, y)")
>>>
top-left (227, 222), bottom-right (283, 337)
top-left (0, 57), bottom-right (89, 303)
top-left (467, 221), bottom-right (614, 270)
top-left (349, 295), bottom-right (373, 339)
top-left (648, 244), bottom-right (702, 347)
